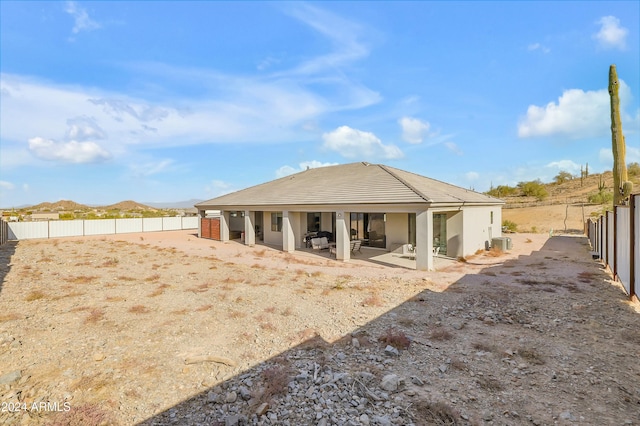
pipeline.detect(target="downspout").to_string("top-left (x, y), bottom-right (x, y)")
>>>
top-left (630, 194), bottom-right (636, 301)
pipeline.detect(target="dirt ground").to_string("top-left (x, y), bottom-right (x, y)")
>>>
top-left (502, 204), bottom-right (604, 235)
top-left (0, 230), bottom-right (639, 425)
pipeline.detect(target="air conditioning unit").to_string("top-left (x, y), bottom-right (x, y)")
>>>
top-left (491, 237), bottom-right (512, 251)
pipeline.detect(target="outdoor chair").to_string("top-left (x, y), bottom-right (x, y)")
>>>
top-left (402, 243), bottom-right (416, 259)
top-left (350, 239), bottom-right (362, 255)
top-left (311, 237), bottom-right (329, 250)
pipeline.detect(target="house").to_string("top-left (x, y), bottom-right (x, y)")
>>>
top-left (30, 212), bottom-right (60, 221)
top-left (195, 162), bottom-right (504, 270)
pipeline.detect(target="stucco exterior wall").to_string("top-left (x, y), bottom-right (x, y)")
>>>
top-left (321, 212), bottom-right (333, 233)
top-left (229, 213), bottom-right (244, 232)
top-left (263, 211), bottom-right (282, 247)
top-left (461, 206), bottom-right (502, 256)
top-left (446, 211), bottom-right (463, 258)
top-left (385, 213), bottom-right (408, 250)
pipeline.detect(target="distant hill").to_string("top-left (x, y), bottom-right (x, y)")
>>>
top-left (497, 169), bottom-right (639, 208)
top-left (29, 200), bottom-right (90, 211)
top-left (100, 200), bottom-right (157, 211)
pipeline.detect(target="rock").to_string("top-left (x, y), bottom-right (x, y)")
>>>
top-left (317, 418), bottom-right (327, 426)
top-left (384, 345), bottom-right (399, 356)
top-left (360, 413), bottom-right (370, 425)
top-left (438, 364), bottom-right (448, 373)
top-left (93, 353), bottom-right (105, 362)
top-left (255, 402), bottom-right (269, 416)
top-left (372, 415), bottom-right (391, 426)
top-left (410, 376), bottom-right (424, 386)
top-left (0, 370), bottom-right (21, 385)
top-left (238, 386), bottom-right (251, 400)
top-left (225, 391), bottom-right (237, 403)
top-left (207, 391), bottom-right (217, 403)
top-left (380, 374), bottom-right (400, 392)
top-left (225, 415), bottom-right (240, 426)
top-left (559, 411), bottom-right (575, 421)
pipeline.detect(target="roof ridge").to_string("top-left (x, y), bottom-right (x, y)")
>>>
top-left (378, 164), bottom-right (432, 203)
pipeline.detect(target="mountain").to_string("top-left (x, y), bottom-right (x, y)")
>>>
top-left (29, 200), bottom-right (91, 211)
top-left (100, 200), bottom-right (156, 211)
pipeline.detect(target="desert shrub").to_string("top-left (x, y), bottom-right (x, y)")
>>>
top-left (411, 400), bottom-right (460, 425)
top-left (553, 171), bottom-right (573, 184)
top-left (485, 184), bottom-right (518, 198)
top-left (517, 180), bottom-right (548, 200)
top-left (628, 162), bottom-right (640, 177)
top-left (502, 220), bottom-right (517, 232)
top-left (378, 328), bottom-right (411, 349)
top-left (588, 190), bottom-right (613, 204)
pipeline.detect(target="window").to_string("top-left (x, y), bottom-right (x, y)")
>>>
top-left (271, 212), bottom-right (283, 232)
top-left (490, 211), bottom-right (494, 224)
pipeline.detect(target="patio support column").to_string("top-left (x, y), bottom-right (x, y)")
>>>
top-left (282, 210), bottom-right (295, 252)
top-left (244, 210), bottom-right (255, 247)
top-left (197, 209), bottom-right (205, 238)
top-left (335, 211), bottom-right (350, 261)
top-left (220, 210), bottom-right (230, 242)
top-left (416, 209), bottom-right (434, 271)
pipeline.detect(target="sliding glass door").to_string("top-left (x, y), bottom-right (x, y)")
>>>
top-left (350, 213), bottom-right (386, 248)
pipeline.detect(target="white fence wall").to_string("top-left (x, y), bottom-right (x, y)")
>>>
top-left (0, 221), bottom-right (8, 245)
top-left (607, 211), bottom-right (614, 273)
top-left (182, 217), bottom-right (198, 229)
top-left (115, 218), bottom-right (143, 234)
top-left (616, 207), bottom-right (631, 295)
top-left (85, 219), bottom-right (116, 235)
top-left (163, 217), bottom-right (182, 231)
top-left (143, 218), bottom-right (163, 232)
top-left (587, 194), bottom-right (639, 300)
top-left (6, 217), bottom-right (197, 240)
top-left (49, 220), bottom-right (84, 238)
top-left (8, 222), bottom-right (49, 240)
top-left (636, 196), bottom-right (640, 298)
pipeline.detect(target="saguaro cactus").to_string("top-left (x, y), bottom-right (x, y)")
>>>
top-left (608, 64), bottom-right (632, 205)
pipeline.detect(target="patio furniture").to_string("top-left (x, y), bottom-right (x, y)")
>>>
top-left (402, 244), bottom-right (416, 259)
top-left (311, 237), bottom-right (329, 250)
top-left (351, 239), bottom-right (362, 255)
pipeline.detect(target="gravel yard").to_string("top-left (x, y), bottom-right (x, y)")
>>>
top-left (0, 230), bottom-right (638, 425)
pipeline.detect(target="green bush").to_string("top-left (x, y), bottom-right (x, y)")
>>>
top-left (588, 190), bottom-right (613, 204)
top-left (553, 171), bottom-right (573, 184)
top-left (517, 180), bottom-right (548, 200)
top-left (486, 185), bottom-right (518, 198)
top-left (502, 220), bottom-right (518, 232)
top-left (628, 162), bottom-right (640, 178)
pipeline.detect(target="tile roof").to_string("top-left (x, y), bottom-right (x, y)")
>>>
top-left (196, 162), bottom-right (503, 208)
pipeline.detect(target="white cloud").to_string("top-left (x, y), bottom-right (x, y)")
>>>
top-left (0, 181), bottom-right (15, 190)
top-left (465, 171), bottom-right (479, 181)
top-left (284, 4), bottom-right (369, 76)
top-left (444, 141), bottom-right (463, 155)
top-left (28, 137), bottom-right (111, 164)
top-left (599, 146), bottom-right (640, 164)
top-left (528, 43), bottom-right (550, 54)
top-left (65, 1), bottom-right (101, 35)
top-left (546, 160), bottom-right (581, 174)
top-left (399, 117), bottom-right (431, 144)
top-left (205, 180), bottom-right (235, 198)
top-left (322, 126), bottom-right (403, 160)
top-left (66, 116), bottom-right (106, 141)
top-left (129, 159), bottom-right (174, 177)
top-left (518, 81), bottom-right (634, 139)
top-left (593, 16), bottom-right (628, 50)
top-left (275, 160), bottom-right (339, 178)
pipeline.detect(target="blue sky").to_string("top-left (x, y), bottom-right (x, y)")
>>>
top-left (1, 1), bottom-right (639, 207)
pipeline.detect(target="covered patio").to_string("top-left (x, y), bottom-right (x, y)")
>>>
top-left (196, 163), bottom-right (503, 271)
